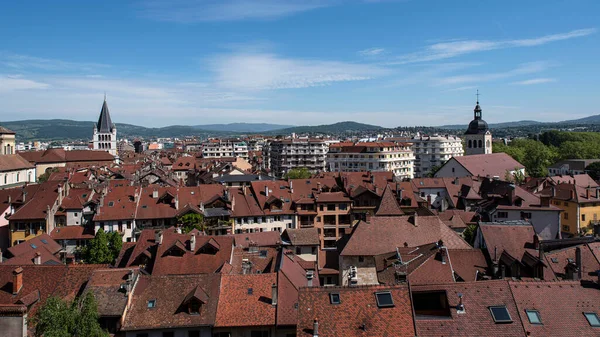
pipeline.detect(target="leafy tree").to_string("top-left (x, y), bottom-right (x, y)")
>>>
top-left (462, 224), bottom-right (478, 246)
top-left (426, 160), bottom-right (446, 178)
top-left (83, 229), bottom-right (111, 264)
top-left (31, 293), bottom-right (108, 337)
top-left (38, 167), bottom-right (59, 182)
top-left (585, 162), bottom-right (600, 181)
top-left (177, 213), bottom-right (205, 233)
top-left (285, 167), bottom-right (312, 180)
top-left (107, 231), bottom-right (123, 262)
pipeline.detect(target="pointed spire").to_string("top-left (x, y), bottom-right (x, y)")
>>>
top-left (376, 184), bottom-right (404, 216)
top-left (473, 89), bottom-right (482, 119)
top-left (97, 96), bottom-right (114, 133)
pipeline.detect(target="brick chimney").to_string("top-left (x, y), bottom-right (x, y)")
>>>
top-left (13, 267), bottom-right (23, 295)
top-left (34, 252), bottom-right (42, 265)
top-left (271, 283), bottom-right (277, 306)
top-left (313, 318), bottom-right (319, 337)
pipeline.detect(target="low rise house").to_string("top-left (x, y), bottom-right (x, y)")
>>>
top-left (548, 159), bottom-right (600, 176)
top-left (435, 153), bottom-right (525, 180)
top-left (19, 148), bottom-right (115, 179)
top-left (540, 182), bottom-right (600, 235)
top-left (281, 228), bottom-right (319, 262)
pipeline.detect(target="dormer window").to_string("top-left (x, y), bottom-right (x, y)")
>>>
top-left (147, 299), bottom-right (156, 308)
top-left (189, 300), bottom-right (201, 315)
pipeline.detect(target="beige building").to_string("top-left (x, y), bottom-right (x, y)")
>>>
top-left (411, 135), bottom-right (464, 177)
top-left (202, 138), bottom-right (249, 159)
top-left (0, 126), bottom-right (16, 155)
top-left (0, 154), bottom-right (36, 189)
top-left (327, 141), bottom-right (414, 180)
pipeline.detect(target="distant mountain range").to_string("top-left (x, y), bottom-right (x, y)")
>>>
top-left (192, 123), bottom-right (294, 132)
top-left (0, 119), bottom-right (381, 142)
top-left (3, 114), bottom-right (600, 142)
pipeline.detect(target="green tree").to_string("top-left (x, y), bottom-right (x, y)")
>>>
top-left (285, 167), bottom-right (312, 179)
top-left (462, 224), bottom-right (478, 246)
top-left (38, 167), bottom-right (59, 183)
top-left (107, 231), bottom-right (123, 262)
top-left (31, 293), bottom-right (108, 337)
top-left (178, 213), bottom-right (205, 233)
top-left (585, 162), bottom-right (600, 181)
top-left (83, 229), bottom-right (112, 264)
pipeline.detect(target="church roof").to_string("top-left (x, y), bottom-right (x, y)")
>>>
top-left (96, 99), bottom-right (115, 133)
top-left (465, 101), bottom-right (489, 135)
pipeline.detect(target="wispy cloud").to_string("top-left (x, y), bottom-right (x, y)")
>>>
top-left (512, 78), bottom-right (557, 85)
top-left (435, 61), bottom-right (553, 85)
top-left (0, 75), bottom-right (49, 92)
top-left (210, 52), bottom-right (387, 90)
top-left (389, 28), bottom-right (596, 64)
top-left (139, 0), bottom-right (333, 22)
top-left (0, 52), bottom-right (109, 72)
top-left (358, 48), bottom-right (386, 57)
top-left (443, 85), bottom-right (477, 92)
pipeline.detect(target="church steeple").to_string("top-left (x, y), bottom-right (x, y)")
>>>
top-left (474, 90), bottom-right (482, 120)
top-left (97, 96), bottom-right (115, 133)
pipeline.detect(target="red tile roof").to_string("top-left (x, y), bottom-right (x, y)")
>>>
top-left (297, 285), bottom-right (416, 337)
top-left (413, 280), bottom-right (526, 337)
top-left (341, 216), bottom-right (471, 256)
top-left (282, 228), bottom-right (319, 246)
top-left (122, 273), bottom-right (221, 331)
top-left (376, 185), bottom-right (404, 216)
top-left (93, 186), bottom-right (139, 221)
top-left (19, 149), bottom-right (114, 164)
top-left (0, 154), bottom-right (34, 172)
top-left (215, 273), bottom-right (276, 327)
top-left (451, 153), bottom-right (525, 178)
top-left (50, 226), bottom-right (95, 240)
top-left (84, 268), bottom-right (140, 317)
top-left (9, 182), bottom-right (59, 220)
top-left (509, 280), bottom-right (600, 337)
top-left (232, 231), bottom-right (282, 248)
top-left (545, 243), bottom-right (600, 282)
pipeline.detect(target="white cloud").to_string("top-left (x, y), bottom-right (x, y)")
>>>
top-left (0, 52), bottom-right (109, 72)
top-left (139, 0), bottom-right (332, 22)
top-left (435, 61), bottom-right (553, 85)
top-left (358, 48), bottom-right (386, 56)
top-left (0, 75), bottom-right (49, 92)
top-left (512, 78), bottom-right (557, 85)
top-left (390, 28), bottom-right (596, 64)
top-left (210, 52), bottom-right (387, 90)
top-left (443, 86), bottom-right (477, 92)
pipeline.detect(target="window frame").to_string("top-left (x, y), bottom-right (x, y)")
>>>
top-left (489, 306), bottom-right (513, 323)
top-left (584, 312), bottom-right (600, 327)
top-left (374, 291), bottom-right (395, 308)
top-left (329, 292), bottom-right (341, 305)
top-left (525, 309), bottom-right (542, 325)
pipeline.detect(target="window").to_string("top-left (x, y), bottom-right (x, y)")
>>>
top-left (413, 291), bottom-right (450, 317)
top-left (521, 212), bottom-right (532, 220)
top-left (563, 225), bottom-right (570, 231)
top-left (584, 312), bottom-right (600, 327)
top-left (489, 306), bottom-right (512, 323)
top-left (339, 203), bottom-right (348, 210)
top-left (136, 334), bottom-right (149, 337)
top-left (564, 213), bottom-right (569, 220)
top-left (108, 201), bottom-right (114, 207)
top-left (327, 204), bottom-right (335, 211)
top-left (74, 212), bottom-right (78, 217)
top-left (188, 331), bottom-right (200, 337)
top-left (358, 256), bottom-right (364, 263)
top-left (147, 299), bottom-right (156, 308)
top-left (329, 292), bottom-right (341, 304)
top-left (526, 310), bottom-right (542, 325)
top-left (582, 214), bottom-right (586, 222)
top-left (247, 288), bottom-right (253, 295)
top-left (497, 212), bottom-right (508, 219)
top-left (375, 291), bottom-right (394, 308)
top-left (250, 331), bottom-right (268, 337)
top-left (296, 247), bottom-right (301, 255)
top-left (189, 301), bottom-right (200, 315)
top-left (163, 332), bottom-right (175, 337)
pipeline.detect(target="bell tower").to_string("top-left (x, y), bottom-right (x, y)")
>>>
top-left (92, 95), bottom-right (117, 156)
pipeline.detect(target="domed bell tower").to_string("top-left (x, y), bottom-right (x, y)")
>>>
top-left (464, 91), bottom-right (492, 155)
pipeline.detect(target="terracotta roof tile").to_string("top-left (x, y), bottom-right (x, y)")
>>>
top-left (215, 273), bottom-right (276, 327)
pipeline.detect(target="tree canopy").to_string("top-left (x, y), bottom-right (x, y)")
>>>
top-left (31, 292), bottom-right (108, 337)
top-left (585, 162), bottom-right (600, 181)
top-left (82, 229), bottom-right (122, 264)
top-left (177, 213), bottom-right (205, 233)
top-left (284, 167), bottom-right (312, 180)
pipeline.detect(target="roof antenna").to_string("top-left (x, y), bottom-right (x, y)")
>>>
top-left (476, 89), bottom-right (480, 104)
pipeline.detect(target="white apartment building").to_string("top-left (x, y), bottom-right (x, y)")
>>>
top-left (265, 138), bottom-right (328, 178)
top-left (411, 134), bottom-right (464, 178)
top-left (326, 141), bottom-right (415, 180)
top-left (202, 138), bottom-right (249, 159)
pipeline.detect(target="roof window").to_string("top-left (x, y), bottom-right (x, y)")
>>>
top-left (489, 306), bottom-right (512, 323)
top-left (147, 299), bottom-right (156, 308)
top-left (526, 309), bottom-right (542, 325)
top-left (584, 312), bottom-right (600, 327)
top-left (375, 291), bottom-right (394, 308)
top-left (329, 293), bottom-right (341, 305)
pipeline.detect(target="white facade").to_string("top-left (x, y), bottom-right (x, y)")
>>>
top-left (411, 135), bottom-right (464, 178)
top-left (465, 132), bottom-right (492, 155)
top-left (94, 219), bottom-right (136, 242)
top-left (327, 142), bottom-right (414, 180)
top-left (265, 138), bottom-right (328, 178)
top-left (202, 139), bottom-right (249, 159)
top-left (233, 215), bottom-right (295, 233)
top-left (489, 208), bottom-right (561, 240)
top-left (0, 166), bottom-right (36, 189)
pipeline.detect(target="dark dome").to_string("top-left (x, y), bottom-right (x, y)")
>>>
top-left (465, 118), bottom-right (489, 135)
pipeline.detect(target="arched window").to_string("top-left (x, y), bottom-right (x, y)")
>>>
top-left (486, 140), bottom-right (491, 148)
top-left (3, 175), bottom-right (6, 184)
top-left (468, 140), bottom-right (472, 148)
top-left (478, 140), bottom-right (483, 148)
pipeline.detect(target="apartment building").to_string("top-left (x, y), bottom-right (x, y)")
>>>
top-left (202, 138), bottom-right (249, 159)
top-left (411, 134), bottom-right (464, 177)
top-left (265, 138), bottom-right (328, 178)
top-left (326, 141), bottom-right (415, 180)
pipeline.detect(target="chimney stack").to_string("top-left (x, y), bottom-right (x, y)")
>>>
top-left (313, 318), bottom-right (319, 337)
top-left (34, 252), bottom-right (42, 265)
top-left (576, 246), bottom-right (582, 280)
top-left (271, 283), bottom-right (278, 306)
top-left (190, 234), bottom-right (196, 252)
top-left (265, 186), bottom-right (269, 197)
top-left (317, 182), bottom-right (322, 193)
top-left (457, 293), bottom-right (465, 312)
top-left (13, 267), bottom-right (23, 295)
top-left (586, 188), bottom-right (591, 200)
top-left (155, 230), bottom-right (163, 245)
top-left (153, 189), bottom-right (159, 199)
top-left (306, 271), bottom-right (314, 287)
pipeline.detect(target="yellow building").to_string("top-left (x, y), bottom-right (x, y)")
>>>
top-left (549, 184), bottom-right (600, 235)
top-left (0, 126), bottom-right (16, 155)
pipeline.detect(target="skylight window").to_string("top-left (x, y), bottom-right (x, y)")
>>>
top-left (526, 310), bottom-right (542, 325)
top-left (375, 291), bottom-right (394, 308)
top-left (30, 244), bottom-right (37, 249)
top-left (259, 250), bottom-right (268, 258)
top-left (329, 293), bottom-right (341, 305)
top-left (108, 201), bottom-right (114, 207)
top-left (551, 257), bottom-right (558, 263)
top-left (147, 299), bottom-right (156, 308)
top-left (40, 239), bottom-right (48, 244)
top-left (489, 306), bottom-right (512, 323)
top-left (247, 288), bottom-right (253, 295)
top-left (584, 312), bottom-right (600, 327)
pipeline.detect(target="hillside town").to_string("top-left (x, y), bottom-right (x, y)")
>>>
top-left (0, 96), bottom-right (599, 337)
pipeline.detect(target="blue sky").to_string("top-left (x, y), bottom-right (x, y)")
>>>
top-left (0, 0), bottom-right (598, 127)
